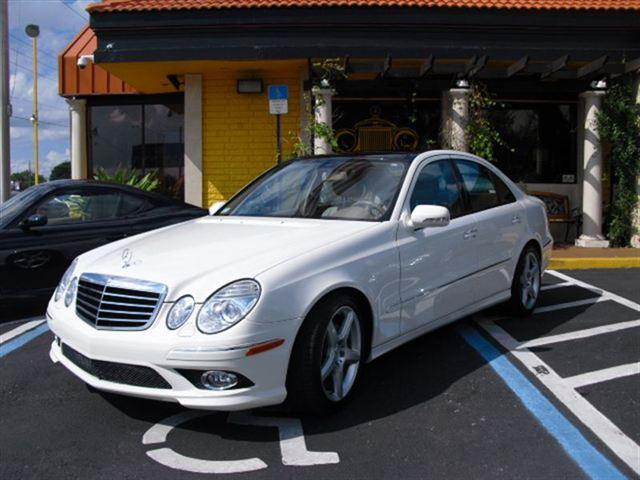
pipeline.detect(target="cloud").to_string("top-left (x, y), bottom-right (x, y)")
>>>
top-left (46, 148), bottom-right (71, 165)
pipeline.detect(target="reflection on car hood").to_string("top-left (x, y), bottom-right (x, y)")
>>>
top-left (76, 216), bottom-right (375, 301)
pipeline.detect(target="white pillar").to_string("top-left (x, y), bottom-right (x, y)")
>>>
top-left (575, 90), bottom-right (609, 248)
top-left (449, 88), bottom-right (469, 152)
top-left (184, 74), bottom-right (203, 207)
top-left (67, 98), bottom-right (87, 179)
top-left (312, 87), bottom-right (334, 155)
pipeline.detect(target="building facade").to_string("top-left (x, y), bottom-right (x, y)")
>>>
top-left (59, 0), bottom-right (640, 246)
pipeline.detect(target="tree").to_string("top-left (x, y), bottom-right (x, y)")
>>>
top-left (49, 161), bottom-right (71, 181)
top-left (11, 170), bottom-right (36, 189)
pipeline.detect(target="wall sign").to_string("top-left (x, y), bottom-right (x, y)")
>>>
top-left (268, 85), bottom-right (289, 115)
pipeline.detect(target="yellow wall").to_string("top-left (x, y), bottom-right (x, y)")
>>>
top-left (202, 63), bottom-right (304, 205)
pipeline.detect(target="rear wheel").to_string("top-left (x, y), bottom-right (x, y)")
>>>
top-left (287, 294), bottom-right (364, 415)
top-left (509, 246), bottom-right (541, 317)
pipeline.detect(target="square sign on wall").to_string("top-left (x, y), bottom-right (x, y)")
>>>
top-left (268, 85), bottom-right (289, 115)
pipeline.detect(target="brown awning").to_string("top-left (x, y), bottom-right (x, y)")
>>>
top-left (58, 25), bottom-right (137, 97)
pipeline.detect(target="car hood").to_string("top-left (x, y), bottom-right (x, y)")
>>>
top-left (76, 216), bottom-right (375, 301)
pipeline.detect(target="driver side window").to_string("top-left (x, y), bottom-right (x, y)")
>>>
top-left (410, 160), bottom-right (465, 218)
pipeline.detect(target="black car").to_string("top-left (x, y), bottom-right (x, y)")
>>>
top-left (0, 180), bottom-right (206, 317)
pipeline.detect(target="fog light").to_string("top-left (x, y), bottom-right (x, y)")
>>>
top-left (201, 370), bottom-right (238, 390)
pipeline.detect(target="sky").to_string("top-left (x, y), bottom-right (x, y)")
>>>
top-left (8, 0), bottom-right (92, 178)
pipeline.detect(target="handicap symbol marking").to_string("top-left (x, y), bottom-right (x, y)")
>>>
top-left (142, 411), bottom-right (339, 474)
top-left (268, 85), bottom-right (289, 100)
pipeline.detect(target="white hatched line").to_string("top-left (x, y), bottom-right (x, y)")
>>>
top-left (541, 281), bottom-right (573, 292)
top-left (547, 270), bottom-right (640, 313)
top-left (564, 363), bottom-right (640, 389)
top-left (534, 295), bottom-right (610, 314)
top-left (520, 319), bottom-right (640, 349)
top-left (477, 319), bottom-right (640, 474)
top-left (0, 319), bottom-right (45, 344)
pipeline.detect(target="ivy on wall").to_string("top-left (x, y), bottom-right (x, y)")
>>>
top-left (467, 83), bottom-right (509, 162)
top-left (597, 81), bottom-right (640, 247)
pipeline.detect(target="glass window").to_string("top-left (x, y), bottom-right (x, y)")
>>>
top-left (29, 191), bottom-right (151, 226)
top-left (455, 160), bottom-right (514, 212)
top-left (487, 102), bottom-right (577, 184)
top-left (410, 160), bottom-right (465, 218)
top-left (89, 97), bottom-right (184, 199)
top-left (221, 156), bottom-right (411, 221)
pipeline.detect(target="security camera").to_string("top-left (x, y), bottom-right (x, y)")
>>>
top-left (77, 55), bottom-right (94, 69)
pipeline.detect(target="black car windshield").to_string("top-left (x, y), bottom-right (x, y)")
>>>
top-left (0, 187), bottom-right (43, 228)
top-left (219, 156), bottom-right (410, 221)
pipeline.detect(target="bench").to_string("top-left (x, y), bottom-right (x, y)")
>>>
top-left (529, 191), bottom-right (582, 243)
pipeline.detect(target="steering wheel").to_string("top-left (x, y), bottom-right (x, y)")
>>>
top-left (352, 201), bottom-right (385, 219)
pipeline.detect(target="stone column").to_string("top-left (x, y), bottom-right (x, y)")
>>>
top-left (184, 74), bottom-right (203, 207)
top-left (312, 87), bottom-right (334, 155)
top-left (67, 98), bottom-right (87, 179)
top-left (448, 88), bottom-right (470, 152)
top-left (575, 90), bottom-right (609, 248)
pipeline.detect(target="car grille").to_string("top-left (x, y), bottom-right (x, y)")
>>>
top-left (62, 343), bottom-right (171, 389)
top-left (75, 273), bottom-right (167, 331)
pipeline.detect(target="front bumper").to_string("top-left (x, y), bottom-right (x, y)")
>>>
top-left (47, 302), bottom-right (298, 411)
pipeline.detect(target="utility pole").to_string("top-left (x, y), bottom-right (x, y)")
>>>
top-left (0, 0), bottom-right (10, 203)
top-left (26, 24), bottom-right (39, 184)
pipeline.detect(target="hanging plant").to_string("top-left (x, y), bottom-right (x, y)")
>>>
top-left (597, 81), bottom-right (640, 247)
top-left (466, 83), bottom-right (509, 161)
top-left (286, 92), bottom-right (339, 159)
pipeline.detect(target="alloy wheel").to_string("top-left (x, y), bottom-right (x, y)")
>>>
top-left (320, 306), bottom-right (362, 402)
top-left (520, 252), bottom-right (541, 310)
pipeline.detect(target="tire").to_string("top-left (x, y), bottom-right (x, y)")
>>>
top-left (508, 245), bottom-right (542, 317)
top-left (286, 293), bottom-right (365, 415)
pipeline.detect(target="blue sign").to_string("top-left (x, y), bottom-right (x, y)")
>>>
top-left (268, 85), bottom-right (289, 101)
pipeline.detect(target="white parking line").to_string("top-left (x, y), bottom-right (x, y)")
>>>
top-left (564, 363), bottom-right (640, 389)
top-left (475, 270), bottom-right (640, 475)
top-left (519, 319), bottom-right (640, 349)
top-left (0, 319), bottom-right (45, 344)
top-left (533, 295), bottom-right (609, 314)
top-left (541, 282), bottom-right (573, 292)
top-left (477, 319), bottom-right (640, 475)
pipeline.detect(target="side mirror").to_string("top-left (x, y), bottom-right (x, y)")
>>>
top-left (20, 214), bottom-right (48, 229)
top-left (209, 201), bottom-right (226, 216)
top-left (409, 205), bottom-right (450, 229)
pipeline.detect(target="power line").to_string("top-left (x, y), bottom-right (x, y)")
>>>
top-left (11, 115), bottom-right (67, 129)
top-left (59, 0), bottom-right (90, 23)
top-left (10, 47), bottom-right (58, 73)
top-left (11, 95), bottom-right (65, 112)
top-left (9, 33), bottom-right (59, 59)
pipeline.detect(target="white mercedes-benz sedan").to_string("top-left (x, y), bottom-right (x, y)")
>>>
top-left (47, 151), bottom-right (552, 414)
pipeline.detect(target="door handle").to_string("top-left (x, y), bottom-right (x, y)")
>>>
top-left (463, 228), bottom-right (477, 239)
top-left (512, 215), bottom-right (521, 224)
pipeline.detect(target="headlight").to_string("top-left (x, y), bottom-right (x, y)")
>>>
top-left (54, 258), bottom-right (78, 302)
top-left (64, 277), bottom-right (78, 307)
top-left (197, 280), bottom-right (261, 334)
top-left (166, 296), bottom-right (195, 330)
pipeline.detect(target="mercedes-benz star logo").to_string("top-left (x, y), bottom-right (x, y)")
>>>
top-left (121, 248), bottom-right (133, 269)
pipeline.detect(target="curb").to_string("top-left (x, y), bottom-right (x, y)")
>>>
top-left (549, 257), bottom-right (640, 270)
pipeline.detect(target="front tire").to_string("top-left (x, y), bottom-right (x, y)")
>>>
top-left (509, 245), bottom-right (541, 317)
top-left (286, 293), bottom-right (364, 415)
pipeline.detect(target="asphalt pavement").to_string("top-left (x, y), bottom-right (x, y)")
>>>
top-left (1, 269), bottom-right (638, 479)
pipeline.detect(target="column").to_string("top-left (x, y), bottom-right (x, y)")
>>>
top-left (575, 90), bottom-right (609, 248)
top-left (312, 87), bottom-right (334, 155)
top-left (448, 88), bottom-right (470, 152)
top-left (184, 74), bottom-right (203, 207)
top-left (67, 98), bottom-right (87, 180)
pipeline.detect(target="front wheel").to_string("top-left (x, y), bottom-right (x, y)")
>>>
top-left (286, 294), bottom-right (364, 415)
top-left (508, 246), bottom-right (541, 317)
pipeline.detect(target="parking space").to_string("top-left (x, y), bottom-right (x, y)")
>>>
top-left (1, 269), bottom-right (638, 479)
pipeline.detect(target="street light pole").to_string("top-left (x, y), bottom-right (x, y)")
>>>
top-left (25, 24), bottom-right (39, 184)
top-left (0, 0), bottom-right (10, 203)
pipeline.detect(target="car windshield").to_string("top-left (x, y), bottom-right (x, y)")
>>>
top-left (219, 156), bottom-right (410, 221)
top-left (0, 187), bottom-right (43, 228)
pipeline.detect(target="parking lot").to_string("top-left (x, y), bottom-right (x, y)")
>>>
top-left (1, 269), bottom-right (638, 479)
